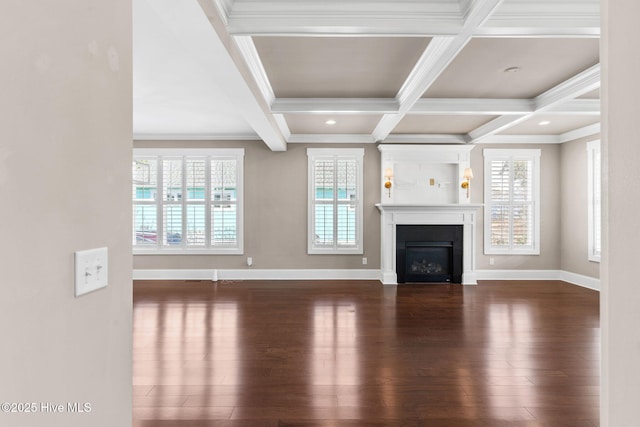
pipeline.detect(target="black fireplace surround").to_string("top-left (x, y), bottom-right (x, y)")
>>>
top-left (396, 225), bottom-right (463, 284)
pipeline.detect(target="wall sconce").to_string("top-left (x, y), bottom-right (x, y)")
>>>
top-left (461, 167), bottom-right (473, 199)
top-left (384, 167), bottom-right (393, 197)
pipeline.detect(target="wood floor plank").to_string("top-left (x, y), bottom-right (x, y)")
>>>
top-left (133, 280), bottom-right (600, 425)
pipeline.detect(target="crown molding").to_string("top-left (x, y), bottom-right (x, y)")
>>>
top-left (382, 134), bottom-right (469, 144)
top-left (133, 133), bottom-right (260, 141)
top-left (476, 134), bottom-right (561, 144)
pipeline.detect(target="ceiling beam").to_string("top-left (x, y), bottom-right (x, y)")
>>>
top-left (559, 122), bottom-right (601, 143)
top-left (468, 64), bottom-right (601, 143)
top-left (270, 97), bottom-right (600, 116)
top-left (372, 0), bottom-right (506, 142)
top-left (479, 0), bottom-right (599, 37)
top-left (271, 98), bottom-right (399, 114)
top-left (287, 134), bottom-right (376, 144)
top-left (382, 134), bottom-right (469, 144)
top-left (216, 0), bottom-right (598, 37)
top-left (412, 98), bottom-right (534, 115)
top-left (197, 0), bottom-right (288, 151)
top-left (222, 0), bottom-right (463, 36)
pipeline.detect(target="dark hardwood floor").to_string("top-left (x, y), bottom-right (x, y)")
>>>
top-left (132, 280), bottom-right (600, 426)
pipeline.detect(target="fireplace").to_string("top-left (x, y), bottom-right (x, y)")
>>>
top-left (376, 204), bottom-right (480, 285)
top-left (396, 225), bottom-right (463, 283)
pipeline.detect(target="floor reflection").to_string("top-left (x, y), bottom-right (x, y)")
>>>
top-left (311, 301), bottom-right (360, 419)
top-left (133, 280), bottom-right (600, 425)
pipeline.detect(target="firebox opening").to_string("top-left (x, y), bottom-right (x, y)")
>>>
top-left (405, 242), bottom-right (453, 283)
top-left (396, 225), bottom-right (463, 284)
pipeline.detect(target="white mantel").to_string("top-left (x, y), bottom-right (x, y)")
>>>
top-left (376, 204), bottom-right (482, 285)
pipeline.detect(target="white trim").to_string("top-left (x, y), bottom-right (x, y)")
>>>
top-left (133, 269), bottom-right (382, 281)
top-left (134, 148), bottom-right (245, 157)
top-left (560, 123), bottom-right (601, 143)
top-left (133, 133), bottom-right (260, 141)
top-left (476, 269), bottom-right (562, 281)
top-left (132, 268), bottom-right (600, 291)
top-left (560, 270), bottom-right (600, 291)
top-left (586, 139), bottom-right (601, 262)
top-left (468, 65), bottom-right (601, 144)
top-left (132, 149), bottom-right (244, 255)
top-left (477, 135), bottom-right (561, 144)
top-left (234, 36), bottom-right (276, 107)
top-left (475, 269), bottom-right (600, 291)
top-left (289, 134), bottom-right (376, 144)
top-left (382, 134), bottom-right (469, 144)
top-left (411, 98), bottom-right (534, 115)
top-left (483, 148), bottom-right (541, 255)
top-left (307, 148), bottom-right (365, 255)
top-left (272, 98), bottom-right (399, 114)
top-left (375, 203), bottom-right (481, 286)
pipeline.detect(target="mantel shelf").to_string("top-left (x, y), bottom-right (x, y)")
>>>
top-left (375, 203), bottom-right (483, 212)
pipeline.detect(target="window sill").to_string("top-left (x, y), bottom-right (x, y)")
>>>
top-left (134, 249), bottom-right (243, 255)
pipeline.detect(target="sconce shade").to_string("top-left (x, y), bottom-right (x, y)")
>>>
top-left (384, 167), bottom-right (394, 179)
top-left (463, 167), bottom-right (474, 180)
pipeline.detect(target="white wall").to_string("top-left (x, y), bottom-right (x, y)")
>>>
top-left (0, 2), bottom-right (132, 426)
top-left (601, 0), bottom-right (640, 424)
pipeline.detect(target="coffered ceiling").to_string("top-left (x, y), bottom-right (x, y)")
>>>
top-left (133, 0), bottom-right (600, 151)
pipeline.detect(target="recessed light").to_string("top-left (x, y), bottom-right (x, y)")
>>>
top-left (538, 120), bottom-right (551, 126)
top-left (325, 119), bottom-right (337, 125)
top-left (504, 66), bottom-right (520, 73)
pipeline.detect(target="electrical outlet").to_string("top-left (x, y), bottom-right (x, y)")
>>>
top-left (489, 257), bottom-right (495, 266)
top-left (247, 257), bottom-right (253, 267)
top-left (362, 257), bottom-right (368, 265)
top-left (75, 247), bottom-right (108, 297)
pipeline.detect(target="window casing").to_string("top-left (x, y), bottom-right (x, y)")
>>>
top-left (587, 140), bottom-right (601, 262)
top-left (484, 149), bottom-right (541, 255)
top-left (307, 148), bottom-right (364, 254)
top-left (133, 148), bottom-right (244, 254)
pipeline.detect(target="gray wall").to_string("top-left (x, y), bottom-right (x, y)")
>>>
top-left (602, 0), bottom-right (640, 423)
top-left (560, 136), bottom-right (600, 278)
top-left (134, 140), bottom-right (602, 278)
top-left (0, 2), bottom-right (132, 427)
top-left (133, 140), bottom-right (381, 270)
top-left (471, 144), bottom-right (562, 271)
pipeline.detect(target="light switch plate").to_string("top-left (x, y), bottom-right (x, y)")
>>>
top-left (75, 247), bottom-right (108, 297)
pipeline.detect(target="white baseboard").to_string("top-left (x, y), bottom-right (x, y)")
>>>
top-left (559, 270), bottom-right (601, 291)
top-left (475, 269), bottom-right (563, 281)
top-left (133, 268), bottom-right (381, 282)
top-left (475, 269), bottom-right (600, 291)
top-left (133, 268), bottom-right (599, 291)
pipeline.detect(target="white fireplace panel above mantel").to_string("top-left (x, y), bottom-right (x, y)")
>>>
top-left (379, 144), bottom-right (475, 205)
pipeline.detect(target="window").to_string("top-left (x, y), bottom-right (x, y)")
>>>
top-left (587, 140), bottom-right (601, 262)
top-left (484, 149), bottom-right (541, 255)
top-left (132, 148), bottom-right (244, 254)
top-left (307, 148), bottom-right (364, 254)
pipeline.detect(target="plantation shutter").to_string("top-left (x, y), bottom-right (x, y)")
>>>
top-left (308, 149), bottom-right (363, 254)
top-left (132, 149), bottom-right (244, 254)
top-left (484, 149), bottom-right (540, 255)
